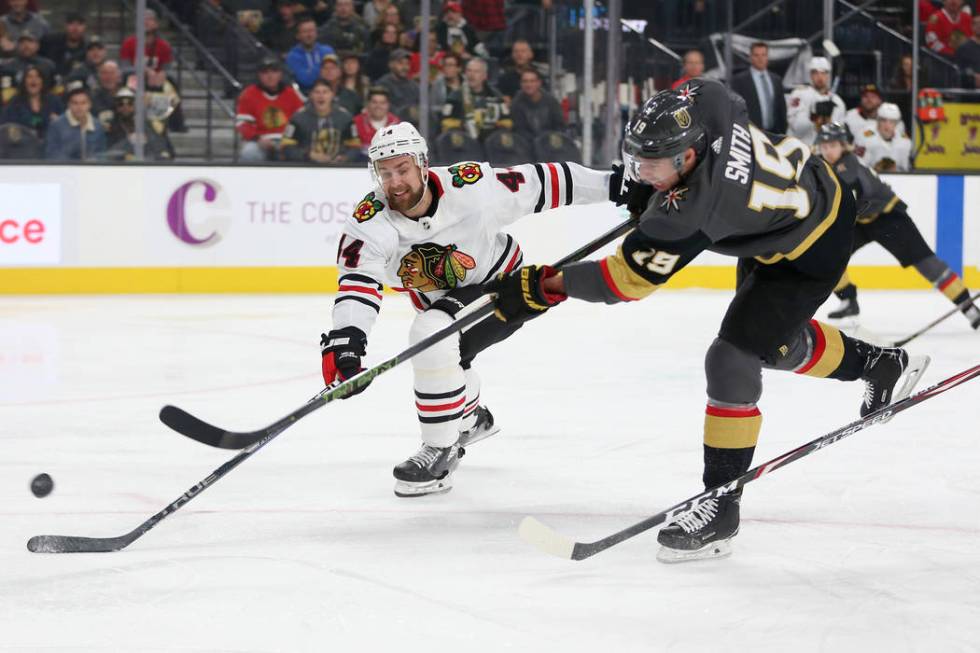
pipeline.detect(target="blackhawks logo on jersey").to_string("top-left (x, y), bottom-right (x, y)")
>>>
top-left (447, 162), bottom-right (484, 188)
top-left (353, 192), bottom-right (384, 222)
top-left (397, 243), bottom-right (477, 292)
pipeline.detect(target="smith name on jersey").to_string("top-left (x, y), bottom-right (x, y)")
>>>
top-left (562, 79), bottom-right (843, 304)
top-left (333, 160), bottom-right (611, 337)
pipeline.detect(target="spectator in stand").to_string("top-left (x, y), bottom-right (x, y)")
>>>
top-left (430, 52), bottom-right (462, 119)
top-left (365, 23), bottom-right (401, 80)
top-left (68, 37), bottom-right (107, 88)
top-left (287, 15), bottom-right (334, 93)
top-left (120, 10), bottom-right (174, 74)
top-left (319, 53), bottom-right (363, 115)
top-left (925, 0), bottom-right (973, 56)
top-left (955, 14), bottom-right (980, 87)
top-left (281, 78), bottom-right (359, 163)
top-left (671, 49), bottom-right (704, 89)
top-left (409, 30), bottom-right (445, 81)
top-left (363, 0), bottom-right (396, 30)
top-left (258, 0), bottom-right (300, 54)
top-left (45, 81), bottom-right (106, 161)
top-left (0, 20), bottom-right (13, 57)
top-left (0, 65), bottom-right (63, 138)
top-left (0, 0), bottom-right (49, 43)
top-left (294, 0), bottom-right (331, 23)
top-left (351, 86), bottom-right (400, 154)
top-left (340, 51), bottom-right (371, 102)
top-left (5, 30), bottom-right (57, 88)
top-left (496, 39), bottom-right (544, 101)
top-left (91, 60), bottom-right (123, 130)
top-left (510, 68), bottom-right (563, 143)
top-left (919, 0), bottom-right (938, 24)
top-left (440, 56), bottom-right (509, 139)
top-left (236, 56), bottom-right (305, 161)
top-left (437, 1), bottom-right (488, 62)
top-left (462, 0), bottom-right (506, 53)
top-left (730, 41), bottom-right (787, 134)
top-left (105, 87), bottom-right (174, 161)
top-left (320, 0), bottom-right (371, 55)
top-left (376, 48), bottom-right (419, 111)
top-left (40, 12), bottom-right (88, 79)
top-left (0, 0), bottom-right (38, 12)
top-left (890, 54), bottom-right (915, 91)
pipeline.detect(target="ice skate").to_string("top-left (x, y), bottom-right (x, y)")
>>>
top-left (860, 347), bottom-right (930, 418)
top-left (828, 296), bottom-right (860, 321)
top-left (457, 406), bottom-right (500, 447)
top-left (657, 493), bottom-right (740, 563)
top-left (393, 443), bottom-right (464, 497)
top-left (963, 304), bottom-right (980, 330)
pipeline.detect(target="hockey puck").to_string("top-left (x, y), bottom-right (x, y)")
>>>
top-left (30, 473), bottom-right (54, 498)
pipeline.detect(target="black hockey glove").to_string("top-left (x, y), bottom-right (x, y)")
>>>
top-left (321, 327), bottom-right (370, 398)
top-left (609, 164), bottom-right (654, 216)
top-left (484, 265), bottom-right (566, 324)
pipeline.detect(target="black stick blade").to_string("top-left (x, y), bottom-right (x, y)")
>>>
top-left (28, 534), bottom-right (133, 553)
top-left (159, 405), bottom-right (244, 449)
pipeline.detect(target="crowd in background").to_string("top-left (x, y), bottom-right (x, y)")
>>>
top-left (0, 1), bottom-right (178, 160)
top-left (1, 0), bottom-right (979, 167)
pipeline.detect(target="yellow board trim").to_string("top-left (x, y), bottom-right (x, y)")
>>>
top-left (704, 413), bottom-right (762, 449)
top-left (1, 264), bottom-right (976, 294)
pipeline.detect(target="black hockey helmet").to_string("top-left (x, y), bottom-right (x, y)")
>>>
top-left (623, 89), bottom-right (706, 179)
top-left (816, 121), bottom-right (853, 145)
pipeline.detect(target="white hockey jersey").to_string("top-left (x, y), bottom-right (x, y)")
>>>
top-left (844, 107), bottom-right (907, 146)
top-left (786, 85), bottom-right (846, 145)
top-left (332, 160), bottom-right (611, 338)
top-left (859, 131), bottom-right (912, 172)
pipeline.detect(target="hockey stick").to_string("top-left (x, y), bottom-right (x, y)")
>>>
top-left (518, 361), bottom-right (980, 561)
top-left (893, 290), bottom-right (980, 347)
top-left (27, 217), bottom-right (635, 554)
top-left (161, 215), bottom-right (637, 450)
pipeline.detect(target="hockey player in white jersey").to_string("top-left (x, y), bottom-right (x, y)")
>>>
top-left (859, 102), bottom-right (912, 171)
top-left (321, 122), bottom-right (614, 497)
top-left (786, 56), bottom-right (846, 145)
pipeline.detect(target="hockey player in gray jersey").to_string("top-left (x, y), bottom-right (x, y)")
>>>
top-left (816, 122), bottom-right (980, 329)
top-left (485, 79), bottom-right (929, 563)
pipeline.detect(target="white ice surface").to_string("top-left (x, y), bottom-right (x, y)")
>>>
top-left (1, 290), bottom-right (978, 652)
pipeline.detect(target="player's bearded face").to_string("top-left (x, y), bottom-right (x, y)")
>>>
top-left (378, 155), bottom-right (425, 212)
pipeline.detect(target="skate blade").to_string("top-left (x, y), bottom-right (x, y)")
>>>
top-left (883, 355), bottom-right (930, 423)
top-left (393, 474), bottom-right (454, 498)
top-left (656, 538), bottom-right (734, 564)
top-left (457, 424), bottom-right (501, 448)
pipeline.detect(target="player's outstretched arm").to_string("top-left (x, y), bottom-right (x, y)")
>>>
top-left (486, 160), bottom-right (615, 227)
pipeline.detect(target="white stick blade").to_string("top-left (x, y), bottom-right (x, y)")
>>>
top-left (518, 516), bottom-right (576, 559)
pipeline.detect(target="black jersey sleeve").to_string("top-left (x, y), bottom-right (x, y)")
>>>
top-left (562, 229), bottom-right (711, 304)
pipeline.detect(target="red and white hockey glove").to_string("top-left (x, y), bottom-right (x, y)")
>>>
top-left (320, 327), bottom-right (369, 398)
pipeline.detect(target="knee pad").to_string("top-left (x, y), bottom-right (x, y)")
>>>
top-left (704, 338), bottom-right (762, 405)
top-left (761, 327), bottom-right (813, 372)
top-left (410, 308), bottom-right (461, 370)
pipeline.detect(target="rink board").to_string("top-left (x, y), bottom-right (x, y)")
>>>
top-left (0, 165), bottom-right (977, 293)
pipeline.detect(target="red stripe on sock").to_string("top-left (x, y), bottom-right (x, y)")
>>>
top-left (939, 273), bottom-right (959, 291)
top-left (705, 404), bottom-right (761, 418)
top-left (795, 320), bottom-right (826, 375)
top-left (416, 396), bottom-right (466, 412)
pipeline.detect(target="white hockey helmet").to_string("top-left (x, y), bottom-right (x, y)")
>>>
top-left (808, 56), bottom-right (831, 73)
top-left (368, 122), bottom-right (429, 185)
top-left (877, 102), bottom-right (901, 121)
